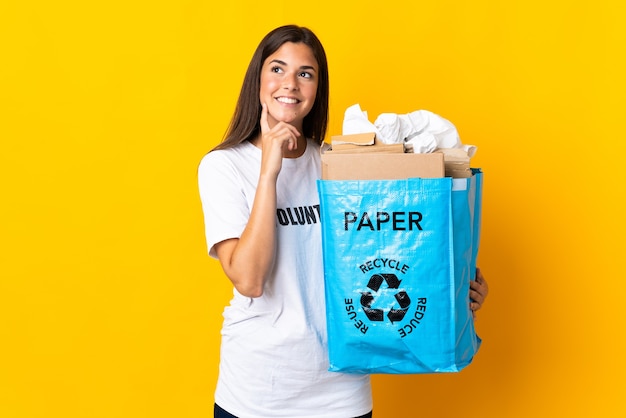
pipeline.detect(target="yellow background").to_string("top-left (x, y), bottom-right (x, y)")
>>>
top-left (1, 1), bottom-right (625, 417)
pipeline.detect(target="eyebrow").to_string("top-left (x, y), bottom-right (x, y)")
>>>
top-left (269, 59), bottom-right (317, 72)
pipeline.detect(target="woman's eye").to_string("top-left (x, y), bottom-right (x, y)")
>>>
top-left (271, 66), bottom-right (283, 73)
top-left (300, 71), bottom-right (312, 79)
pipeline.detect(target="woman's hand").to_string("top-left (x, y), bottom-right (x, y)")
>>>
top-left (258, 102), bottom-right (301, 178)
top-left (470, 267), bottom-right (489, 318)
top-left (214, 103), bottom-right (301, 298)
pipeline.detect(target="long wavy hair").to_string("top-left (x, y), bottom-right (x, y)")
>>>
top-left (213, 25), bottom-right (329, 151)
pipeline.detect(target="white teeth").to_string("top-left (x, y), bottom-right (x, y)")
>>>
top-left (276, 97), bottom-right (298, 104)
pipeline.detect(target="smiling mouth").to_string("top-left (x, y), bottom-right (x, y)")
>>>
top-left (275, 97), bottom-right (300, 104)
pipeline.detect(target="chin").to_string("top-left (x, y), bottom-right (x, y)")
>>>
top-left (274, 114), bottom-right (302, 126)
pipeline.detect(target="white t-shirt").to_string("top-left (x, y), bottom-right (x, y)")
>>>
top-left (198, 139), bottom-right (372, 418)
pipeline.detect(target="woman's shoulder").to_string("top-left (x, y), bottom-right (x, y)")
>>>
top-left (198, 141), bottom-right (260, 185)
top-left (200, 141), bottom-right (257, 166)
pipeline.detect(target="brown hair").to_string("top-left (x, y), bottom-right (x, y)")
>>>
top-left (213, 25), bottom-right (329, 151)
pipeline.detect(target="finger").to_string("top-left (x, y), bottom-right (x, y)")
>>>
top-left (469, 279), bottom-right (485, 293)
top-left (471, 303), bottom-right (481, 319)
top-left (469, 289), bottom-right (484, 306)
top-left (273, 124), bottom-right (301, 152)
top-left (260, 102), bottom-right (270, 134)
top-left (470, 278), bottom-right (487, 299)
top-left (474, 267), bottom-right (488, 293)
top-left (280, 122), bottom-right (302, 140)
top-left (288, 127), bottom-right (301, 150)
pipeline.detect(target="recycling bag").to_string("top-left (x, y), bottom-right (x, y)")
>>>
top-left (317, 170), bottom-right (482, 374)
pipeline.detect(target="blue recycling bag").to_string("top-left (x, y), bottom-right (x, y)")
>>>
top-left (317, 170), bottom-right (482, 374)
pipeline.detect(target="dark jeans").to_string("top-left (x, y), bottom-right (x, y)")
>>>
top-left (214, 403), bottom-right (372, 418)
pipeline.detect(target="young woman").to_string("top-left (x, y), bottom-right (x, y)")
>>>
top-left (198, 25), bottom-right (488, 418)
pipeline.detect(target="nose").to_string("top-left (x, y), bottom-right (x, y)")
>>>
top-left (282, 72), bottom-right (299, 90)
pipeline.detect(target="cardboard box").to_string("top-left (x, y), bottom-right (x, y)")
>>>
top-left (331, 132), bottom-right (375, 148)
top-left (330, 132), bottom-right (404, 154)
top-left (436, 148), bottom-right (472, 178)
top-left (324, 133), bottom-right (471, 179)
top-left (321, 148), bottom-right (445, 180)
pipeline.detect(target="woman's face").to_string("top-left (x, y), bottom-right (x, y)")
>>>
top-left (259, 42), bottom-right (319, 131)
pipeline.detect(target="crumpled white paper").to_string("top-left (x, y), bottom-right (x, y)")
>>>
top-left (342, 104), bottom-right (476, 157)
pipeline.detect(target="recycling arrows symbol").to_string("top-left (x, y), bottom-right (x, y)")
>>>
top-left (360, 273), bottom-right (411, 323)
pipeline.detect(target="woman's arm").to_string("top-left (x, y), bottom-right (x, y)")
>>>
top-left (214, 104), bottom-right (301, 297)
